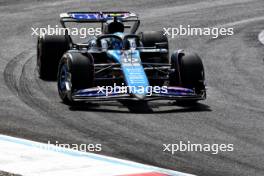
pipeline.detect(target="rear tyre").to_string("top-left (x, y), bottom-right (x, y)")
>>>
top-left (37, 35), bottom-right (69, 80)
top-left (138, 31), bottom-right (169, 63)
top-left (57, 52), bottom-right (94, 105)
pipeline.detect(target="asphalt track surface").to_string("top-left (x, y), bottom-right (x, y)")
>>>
top-left (0, 0), bottom-right (264, 175)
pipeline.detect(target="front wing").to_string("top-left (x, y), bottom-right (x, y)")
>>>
top-left (71, 86), bottom-right (206, 102)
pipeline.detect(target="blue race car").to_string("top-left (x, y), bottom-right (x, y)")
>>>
top-left (37, 11), bottom-right (206, 105)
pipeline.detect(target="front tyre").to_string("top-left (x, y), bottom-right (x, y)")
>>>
top-left (57, 52), bottom-right (94, 105)
top-left (170, 51), bottom-right (206, 104)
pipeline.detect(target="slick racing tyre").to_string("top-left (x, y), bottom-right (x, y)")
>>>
top-left (37, 35), bottom-right (69, 80)
top-left (57, 52), bottom-right (94, 105)
top-left (170, 51), bottom-right (206, 103)
top-left (138, 31), bottom-right (169, 63)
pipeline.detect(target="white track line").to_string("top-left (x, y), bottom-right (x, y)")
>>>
top-left (215, 15), bottom-right (264, 46)
top-left (215, 15), bottom-right (264, 28)
top-left (0, 134), bottom-right (194, 176)
top-left (144, 0), bottom-right (253, 19)
top-left (258, 30), bottom-right (264, 45)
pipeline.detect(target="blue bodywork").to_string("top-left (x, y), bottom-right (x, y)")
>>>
top-left (71, 33), bottom-right (204, 101)
top-left (56, 11), bottom-right (206, 102)
top-left (107, 49), bottom-right (149, 98)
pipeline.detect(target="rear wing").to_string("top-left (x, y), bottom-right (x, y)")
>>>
top-left (59, 12), bottom-right (140, 46)
top-left (60, 11), bottom-right (139, 23)
top-left (59, 11), bottom-right (140, 36)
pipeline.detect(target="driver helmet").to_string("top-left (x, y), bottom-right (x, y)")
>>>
top-left (103, 21), bottom-right (125, 34)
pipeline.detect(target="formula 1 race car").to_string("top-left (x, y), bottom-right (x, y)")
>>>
top-left (37, 11), bottom-right (206, 105)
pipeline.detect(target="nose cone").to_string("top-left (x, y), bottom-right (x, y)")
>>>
top-left (134, 94), bottom-right (146, 100)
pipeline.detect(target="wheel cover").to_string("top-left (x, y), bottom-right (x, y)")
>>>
top-left (58, 63), bottom-right (72, 94)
